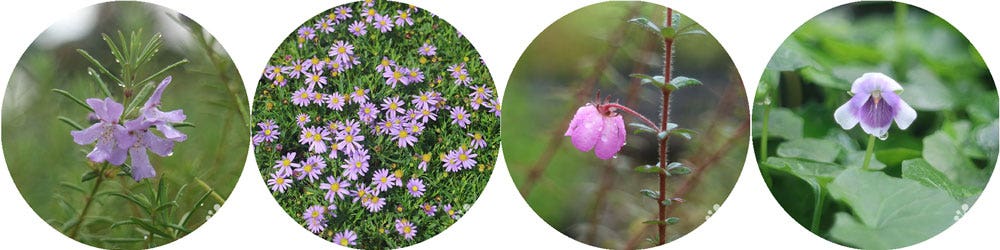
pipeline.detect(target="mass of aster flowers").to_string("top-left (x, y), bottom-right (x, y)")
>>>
top-left (251, 0), bottom-right (499, 248)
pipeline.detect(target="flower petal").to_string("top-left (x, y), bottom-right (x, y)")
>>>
top-left (129, 146), bottom-right (156, 181)
top-left (71, 123), bottom-right (103, 145)
top-left (103, 97), bottom-right (124, 122)
top-left (156, 123), bottom-right (187, 142)
top-left (885, 92), bottom-right (917, 130)
top-left (834, 94), bottom-right (867, 129)
top-left (594, 115), bottom-right (625, 160)
top-left (144, 131), bottom-right (175, 157)
top-left (143, 76), bottom-right (172, 110)
top-left (568, 105), bottom-right (603, 152)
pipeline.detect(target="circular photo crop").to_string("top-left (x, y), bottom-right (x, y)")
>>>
top-left (2, 2), bottom-right (248, 248)
top-left (250, 0), bottom-right (500, 248)
top-left (753, 2), bottom-right (997, 249)
top-left (503, 2), bottom-right (748, 248)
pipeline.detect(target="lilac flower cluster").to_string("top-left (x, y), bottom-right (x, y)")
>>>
top-left (72, 76), bottom-right (187, 181)
top-left (253, 1), bottom-right (498, 246)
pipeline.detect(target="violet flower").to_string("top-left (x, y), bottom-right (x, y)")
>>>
top-left (834, 73), bottom-right (917, 139)
top-left (71, 97), bottom-right (128, 165)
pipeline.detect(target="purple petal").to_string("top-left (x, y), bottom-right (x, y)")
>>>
top-left (855, 94), bottom-right (896, 139)
top-left (144, 131), bottom-right (175, 157)
top-left (129, 146), bottom-right (156, 181)
top-left (851, 73), bottom-right (902, 95)
top-left (143, 76), bottom-right (172, 110)
top-left (71, 124), bottom-right (103, 145)
top-left (885, 91), bottom-right (917, 130)
top-left (103, 97), bottom-right (124, 122)
top-left (594, 115), bottom-right (626, 160)
top-left (567, 105), bottom-right (603, 152)
top-left (156, 123), bottom-right (187, 142)
top-left (834, 93), bottom-right (868, 129)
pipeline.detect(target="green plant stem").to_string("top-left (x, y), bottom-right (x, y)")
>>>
top-left (656, 7), bottom-right (674, 246)
top-left (862, 134), bottom-right (876, 171)
top-left (810, 187), bottom-right (824, 233)
top-left (759, 100), bottom-right (772, 187)
top-left (68, 164), bottom-right (107, 239)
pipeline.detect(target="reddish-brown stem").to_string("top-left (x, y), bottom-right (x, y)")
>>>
top-left (657, 7), bottom-right (674, 246)
top-left (601, 103), bottom-right (660, 132)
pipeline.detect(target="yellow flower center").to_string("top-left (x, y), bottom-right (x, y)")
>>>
top-left (311, 58), bottom-right (320, 65)
top-left (410, 71), bottom-right (418, 77)
top-left (422, 154), bottom-right (431, 162)
top-left (314, 93), bottom-right (323, 100)
top-left (300, 93), bottom-right (308, 99)
top-left (459, 74), bottom-right (467, 81)
top-left (393, 71), bottom-right (402, 80)
top-left (367, 9), bottom-right (375, 16)
top-left (399, 131), bottom-right (408, 138)
top-left (401, 12), bottom-right (408, 19)
top-left (304, 164), bottom-right (313, 172)
top-left (403, 226), bottom-right (412, 234)
top-left (411, 185), bottom-right (418, 192)
top-left (264, 129), bottom-right (271, 135)
top-left (340, 239), bottom-right (349, 246)
top-left (364, 108), bottom-right (371, 114)
top-left (331, 182), bottom-right (340, 191)
top-left (474, 133), bottom-right (482, 140)
top-left (276, 74), bottom-right (284, 81)
top-left (356, 89), bottom-right (364, 96)
top-left (311, 211), bottom-right (319, 218)
top-left (459, 153), bottom-right (468, 161)
top-left (457, 113), bottom-right (464, 120)
top-left (390, 103), bottom-right (397, 110)
top-left (312, 75), bottom-right (319, 82)
top-left (282, 159), bottom-right (291, 166)
top-left (312, 134), bottom-right (321, 142)
top-left (276, 178), bottom-right (285, 184)
top-left (355, 161), bottom-right (361, 167)
top-left (338, 47), bottom-right (346, 54)
top-left (345, 135), bottom-right (353, 142)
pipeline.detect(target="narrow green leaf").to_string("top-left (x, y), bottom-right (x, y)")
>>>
top-left (639, 189), bottom-right (659, 200)
top-left (628, 122), bottom-right (658, 134)
top-left (669, 128), bottom-right (696, 140)
top-left (129, 218), bottom-right (173, 239)
top-left (669, 76), bottom-right (703, 90)
top-left (76, 49), bottom-right (123, 85)
top-left (57, 116), bottom-right (84, 130)
top-left (178, 190), bottom-right (213, 227)
top-left (109, 193), bottom-right (152, 213)
top-left (634, 165), bottom-right (665, 174)
top-left (667, 162), bottom-right (692, 175)
top-left (101, 237), bottom-right (146, 244)
top-left (174, 122), bottom-right (196, 128)
top-left (628, 17), bottom-right (661, 37)
top-left (164, 223), bottom-right (192, 234)
top-left (81, 170), bottom-right (98, 182)
top-left (137, 59), bottom-right (189, 86)
top-left (677, 29), bottom-right (708, 38)
top-left (58, 182), bottom-right (86, 194)
top-left (125, 80), bottom-right (156, 115)
top-left (87, 68), bottom-right (113, 98)
top-left (155, 201), bottom-right (178, 212)
top-left (629, 73), bottom-right (666, 88)
top-left (666, 217), bottom-right (681, 225)
top-left (51, 89), bottom-right (94, 112)
top-left (660, 199), bottom-right (672, 206)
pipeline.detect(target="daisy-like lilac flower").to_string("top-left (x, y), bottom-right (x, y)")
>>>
top-left (302, 205), bottom-right (326, 233)
top-left (395, 219), bottom-right (418, 240)
top-left (296, 113), bottom-right (310, 127)
top-left (358, 102), bottom-right (380, 123)
top-left (395, 10), bottom-right (414, 26)
top-left (265, 65), bottom-right (288, 80)
top-left (469, 84), bottom-right (493, 100)
top-left (305, 70), bottom-right (328, 89)
top-left (487, 98), bottom-right (502, 117)
top-left (363, 193), bottom-right (386, 212)
top-left (361, 7), bottom-right (378, 23)
top-left (381, 96), bottom-right (405, 115)
top-left (272, 72), bottom-right (288, 87)
top-left (442, 151), bottom-right (461, 172)
top-left (447, 63), bottom-right (466, 79)
top-left (348, 20), bottom-right (367, 36)
top-left (273, 152), bottom-right (299, 177)
top-left (454, 146), bottom-right (477, 170)
top-left (412, 90), bottom-right (438, 110)
top-left (333, 230), bottom-right (358, 247)
top-left (253, 120), bottom-right (279, 144)
top-left (307, 126), bottom-right (332, 154)
top-left (470, 96), bottom-right (486, 110)
top-left (341, 153), bottom-right (369, 180)
top-left (418, 153), bottom-right (432, 171)
top-left (454, 70), bottom-right (472, 86)
top-left (268, 173), bottom-right (292, 193)
top-left (297, 26), bottom-right (316, 40)
top-left (834, 73), bottom-right (917, 139)
top-left (376, 56), bottom-right (396, 73)
top-left (406, 178), bottom-right (426, 197)
top-left (296, 155), bottom-right (325, 182)
top-left (311, 91), bottom-right (326, 105)
top-left (450, 106), bottom-right (471, 128)
top-left (372, 168), bottom-right (396, 192)
top-left (375, 117), bottom-right (397, 135)
top-left (406, 67), bottom-right (425, 84)
top-left (71, 97), bottom-right (127, 165)
top-left (328, 60), bottom-right (346, 76)
top-left (421, 203), bottom-right (437, 216)
top-left (405, 121), bottom-right (424, 136)
top-left (339, 119), bottom-right (361, 137)
top-left (392, 169), bottom-right (404, 187)
top-left (289, 60), bottom-right (307, 79)
top-left (418, 43), bottom-right (436, 56)
top-left (334, 6), bottom-right (352, 20)
top-left (373, 14), bottom-right (394, 33)
top-left (383, 66), bottom-right (410, 88)
top-left (329, 40), bottom-right (355, 65)
top-left (326, 92), bottom-right (346, 111)
top-left (314, 18), bottom-right (335, 33)
top-left (291, 87), bottom-right (313, 107)
top-left (468, 132), bottom-right (486, 149)
top-left (350, 87), bottom-right (369, 104)
top-left (565, 103), bottom-right (627, 160)
top-left (351, 185), bottom-right (373, 203)
top-left (391, 125), bottom-right (419, 148)
top-left (305, 56), bottom-right (325, 72)
top-left (443, 204), bottom-right (459, 219)
top-left (320, 175), bottom-right (352, 201)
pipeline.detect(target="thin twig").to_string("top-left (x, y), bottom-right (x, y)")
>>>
top-left (656, 7), bottom-right (675, 246)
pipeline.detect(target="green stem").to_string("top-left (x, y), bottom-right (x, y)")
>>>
top-left (810, 187), bottom-right (825, 233)
top-left (862, 134), bottom-right (876, 171)
top-left (68, 164), bottom-right (107, 239)
top-left (759, 101), bottom-right (772, 187)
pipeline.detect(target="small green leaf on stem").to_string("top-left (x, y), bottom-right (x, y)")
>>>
top-left (634, 164), bottom-right (666, 174)
top-left (629, 122), bottom-right (658, 134)
top-left (669, 76), bottom-right (703, 90)
top-left (52, 89), bottom-right (94, 112)
top-left (669, 128), bottom-right (696, 140)
top-left (660, 199), bottom-right (672, 206)
top-left (677, 29), bottom-right (708, 38)
top-left (57, 116), bottom-right (84, 130)
top-left (657, 131), bottom-right (669, 140)
top-left (667, 162), bottom-right (692, 175)
top-left (639, 189), bottom-right (660, 200)
top-left (87, 68), bottom-right (113, 98)
top-left (628, 17), bottom-right (661, 37)
top-left (76, 49), bottom-right (123, 85)
top-left (174, 122), bottom-right (197, 128)
top-left (81, 170), bottom-right (99, 182)
top-left (629, 74), bottom-right (666, 89)
top-left (666, 217), bottom-right (681, 225)
top-left (661, 26), bottom-right (676, 40)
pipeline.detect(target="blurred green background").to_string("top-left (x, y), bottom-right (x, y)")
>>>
top-left (2, 2), bottom-right (248, 248)
top-left (754, 2), bottom-right (996, 248)
top-left (502, 2), bottom-right (748, 248)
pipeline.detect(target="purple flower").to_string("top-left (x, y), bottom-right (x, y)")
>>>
top-left (372, 168), bottom-right (396, 192)
top-left (350, 87), bottom-right (369, 104)
top-left (373, 14), bottom-right (394, 33)
top-left (834, 73), bottom-right (917, 139)
top-left (71, 97), bottom-right (128, 165)
top-left (418, 153), bottom-right (431, 171)
top-left (455, 146), bottom-right (477, 170)
top-left (297, 26), bottom-right (316, 40)
top-left (395, 10), bottom-right (414, 26)
top-left (454, 70), bottom-right (472, 85)
top-left (311, 91), bottom-right (326, 106)
top-left (376, 56), bottom-right (396, 73)
top-left (358, 102), bottom-right (380, 123)
top-left (295, 155), bottom-right (325, 182)
top-left (333, 230), bottom-right (358, 247)
top-left (391, 125), bottom-right (418, 148)
top-left (381, 96), bottom-right (405, 115)
top-left (291, 87), bottom-right (313, 107)
top-left (119, 118), bottom-right (174, 181)
top-left (361, 7), bottom-right (379, 23)
top-left (469, 84), bottom-right (493, 100)
top-left (302, 205), bottom-right (326, 233)
top-left (447, 63), bottom-right (466, 79)
top-left (450, 106), bottom-right (471, 128)
top-left (289, 60), bottom-right (306, 79)
top-left (470, 96), bottom-right (486, 110)
top-left (412, 91), bottom-right (438, 110)
top-left (264, 65), bottom-right (287, 80)
top-left (415, 107), bottom-right (437, 124)
top-left (468, 132), bottom-right (486, 149)
top-left (334, 6), bottom-right (352, 20)
top-left (352, 185), bottom-right (373, 203)
top-left (421, 203), bottom-right (437, 216)
top-left (329, 40), bottom-right (355, 65)
top-left (418, 43), bottom-right (436, 56)
top-left (407, 67), bottom-right (425, 84)
top-left (341, 153), bottom-right (369, 180)
top-left (272, 72), bottom-right (287, 87)
top-left (442, 151), bottom-right (461, 172)
top-left (273, 152), bottom-right (299, 177)
top-left (564, 104), bottom-right (626, 160)
top-left (268, 173), bottom-right (292, 193)
top-left (362, 192), bottom-right (386, 212)
top-left (320, 175), bottom-right (351, 201)
top-left (140, 76), bottom-right (187, 142)
top-left (487, 98), bottom-right (502, 117)
top-left (383, 66), bottom-right (409, 88)
top-left (326, 92), bottom-right (346, 111)
top-left (305, 56), bottom-right (325, 72)
top-left (406, 178), bottom-right (425, 197)
top-left (253, 120), bottom-right (279, 144)
top-left (395, 219), bottom-right (417, 240)
top-left (348, 20), bottom-right (367, 36)
top-left (296, 113), bottom-right (310, 127)
top-left (314, 18), bottom-right (335, 33)
top-left (304, 70), bottom-right (327, 89)
top-left (301, 126), bottom-right (331, 154)
top-left (443, 204), bottom-right (459, 219)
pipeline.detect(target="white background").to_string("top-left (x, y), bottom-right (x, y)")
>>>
top-left (1, 0), bottom-right (997, 249)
